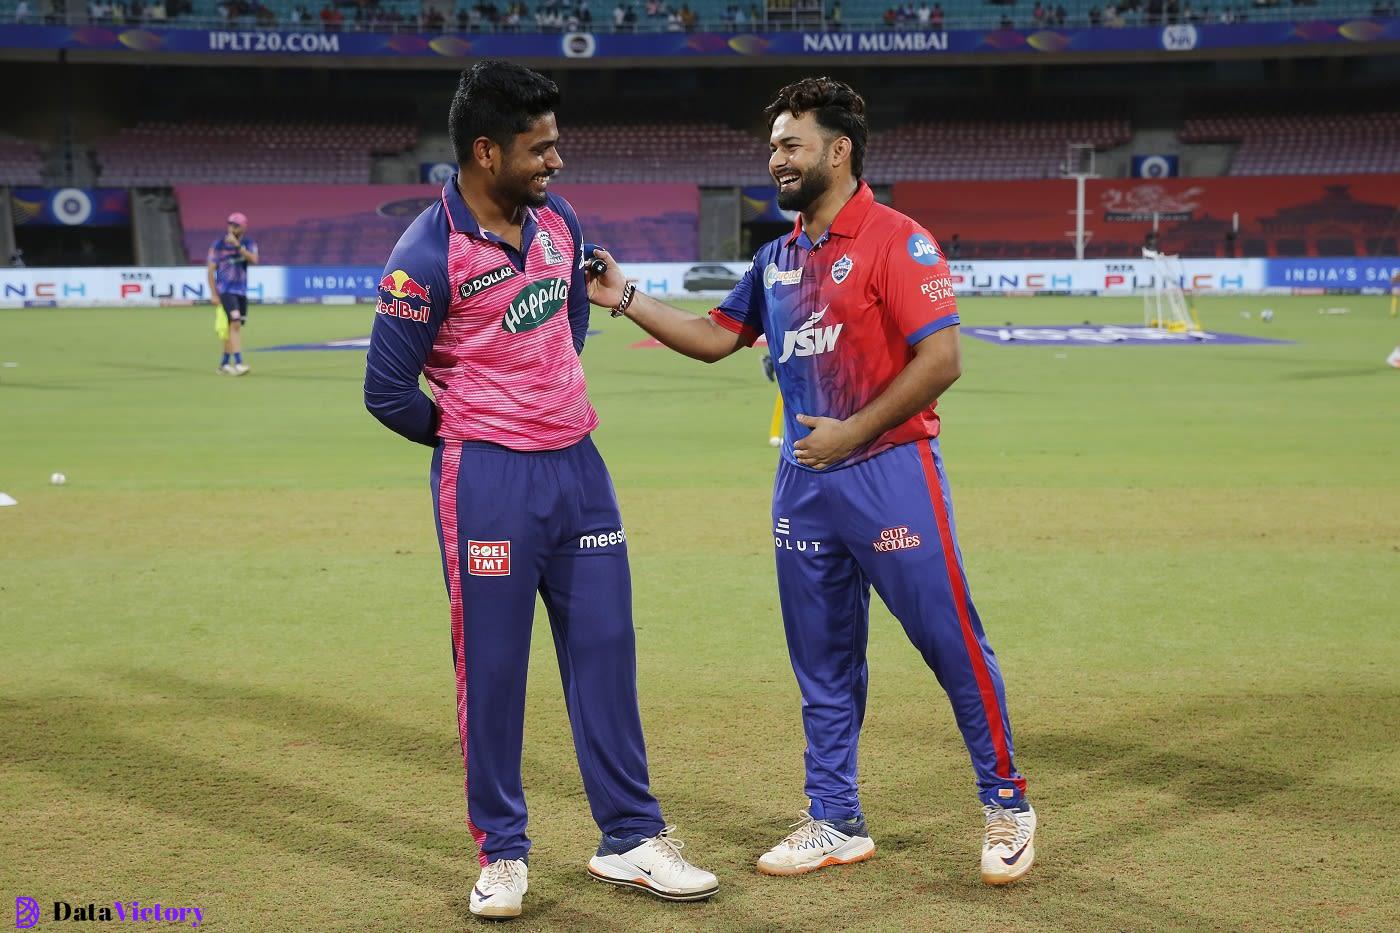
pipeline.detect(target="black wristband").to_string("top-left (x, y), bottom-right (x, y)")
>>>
top-left (609, 282), bottom-right (637, 318)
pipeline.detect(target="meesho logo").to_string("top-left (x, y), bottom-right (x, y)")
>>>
top-left (14, 897), bottom-right (203, 928)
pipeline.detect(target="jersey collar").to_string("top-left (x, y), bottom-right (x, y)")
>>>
top-left (441, 174), bottom-right (540, 249)
top-left (785, 180), bottom-right (874, 249)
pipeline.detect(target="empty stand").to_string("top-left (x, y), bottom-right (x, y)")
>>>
top-left (0, 136), bottom-right (45, 186)
top-left (1181, 112), bottom-right (1400, 175)
top-left (95, 122), bottom-right (417, 185)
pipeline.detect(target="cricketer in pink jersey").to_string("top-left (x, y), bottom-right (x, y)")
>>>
top-left (362, 61), bottom-right (716, 921)
top-left (589, 77), bottom-right (1039, 885)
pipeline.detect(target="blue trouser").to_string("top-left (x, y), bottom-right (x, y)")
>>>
top-left (430, 437), bottom-right (664, 864)
top-left (773, 438), bottom-right (1028, 818)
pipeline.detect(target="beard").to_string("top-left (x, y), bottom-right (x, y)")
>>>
top-left (501, 166), bottom-right (553, 208)
top-left (776, 164), bottom-right (834, 212)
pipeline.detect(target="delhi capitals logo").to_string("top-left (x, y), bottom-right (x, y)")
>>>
top-left (831, 255), bottom-right (853, 284)
top-left (908, 233), bottom-right (940, 266)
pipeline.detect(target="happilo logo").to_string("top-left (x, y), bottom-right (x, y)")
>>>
top-left (15, 897), bottom-right (39, 930)
top-left (873, 525), bottom-right (922, 553)
top-left (778, 305), bottom-right (843, 363)
top-left (467, 540), bottom-right (511, 576)
top-left (501, 278), bottom-right (568, 334)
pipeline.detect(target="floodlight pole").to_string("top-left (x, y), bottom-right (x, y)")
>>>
top-left (1063, 144), bottom-right (1099, 261)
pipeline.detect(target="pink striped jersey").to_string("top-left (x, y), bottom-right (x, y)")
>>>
top-left (364, 176), bottom-right (597, 450)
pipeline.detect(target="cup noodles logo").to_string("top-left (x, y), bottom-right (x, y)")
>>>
top-left (467, 540), bottom-right (511, 576)
top-left (873, 525), bottom-right (922, 553)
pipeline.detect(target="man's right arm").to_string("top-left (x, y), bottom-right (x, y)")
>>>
top-left (363, 257), bottom-right (450, 447)
top-left (589, 248), bottom-right (755, 363)
top-left (619, 291), bottom-right (749, 363)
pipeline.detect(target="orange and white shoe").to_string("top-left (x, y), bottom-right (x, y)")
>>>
top-left (980, 803), bottom-right (1036, 885)
top-left (757, 810), bottom-right (875, 876)
top-left (588, 825), bottom-right (718, 901)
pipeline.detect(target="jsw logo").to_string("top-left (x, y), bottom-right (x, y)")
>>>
top-left (778, 306), bottom-right (844, 363)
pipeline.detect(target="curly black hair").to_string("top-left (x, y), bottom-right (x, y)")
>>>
top-left (449, 60), bottom-right (560, 163)
top-left (763, 77), bottom-right (869, 179)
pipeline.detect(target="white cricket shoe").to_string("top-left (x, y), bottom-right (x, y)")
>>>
top-left (469, 858), bottom-right (527, 920)
top-left (217, 364), bottom-right (234, 375)
top-left (981, 803), bottom-right (1037, 885)
top-left (587, 825), bottom-right (719, 901)
top-left (1386, 349), bottom-right (1400, 369)
top-left (232, 363), bottom-right (250, 376)
top-left (756, 810), bottom-right (875, 876)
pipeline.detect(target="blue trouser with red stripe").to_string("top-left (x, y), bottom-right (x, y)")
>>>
top-left (430, 437), bottom-right (664, 865)
top-left (773, 438), bottom-right (1028, 818)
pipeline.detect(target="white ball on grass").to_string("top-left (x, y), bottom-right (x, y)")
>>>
top-left (50, 472), bottom-right (66, 486)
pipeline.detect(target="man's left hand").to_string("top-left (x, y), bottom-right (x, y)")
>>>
top-left (793, 414), bottom-right (862, 470)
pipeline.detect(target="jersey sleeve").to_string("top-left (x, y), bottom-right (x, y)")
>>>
top-left (363, 249), bottom-right (451, 448)
top-left (206, 240), bottom-right (219, 265)
top-left (243, 237), bottom-right (259, 259)
top-left (878, 225), bottom-right (960, 345)
top-left (549, 195), bottom-right (590, 356)
top-left (708, 259), bottom-right (764, 346)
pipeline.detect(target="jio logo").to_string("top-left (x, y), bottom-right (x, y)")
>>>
top-left (907, 233), bottom-right (940, 266)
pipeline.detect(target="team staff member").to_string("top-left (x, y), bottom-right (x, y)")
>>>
top-left (362, 61), bottom-right (716, 921)
top-left (208, 211), bottom-right (257, 375)
top-left (590, 76), bottom-right (1039, 886)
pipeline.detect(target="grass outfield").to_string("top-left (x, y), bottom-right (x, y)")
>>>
top-left (2, 295), bottom-right (1398, 931)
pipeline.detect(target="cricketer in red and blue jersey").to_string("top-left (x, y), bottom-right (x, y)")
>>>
top-left (594, 76), bottom-right (1036, 885)
top-left (363, 62), bottom-right (716, 918)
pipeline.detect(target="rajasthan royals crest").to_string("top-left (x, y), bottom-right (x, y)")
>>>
top-left (831, 255), bottom-right (853, 284)
top-left (538, 231), bottom-right (566, 265)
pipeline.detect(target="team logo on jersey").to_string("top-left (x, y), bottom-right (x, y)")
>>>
top-left (831, 255), bottom-right (853, 284)
top-left (873, 525), bottom-right (922, 553)
top-left (467, 540), bottom-right (511, 576)
top-left (764, 262), bottom-right (803, 289)
top-left (502, 277), bottom-right (569, 334)
top-left (777, 305), bottom-right (844, 363)
top-left (459, 263), bottom-right (517, 300)
top-left (538, 230), bottom-right (567, 265)
top-left (907, 233), bottom-right (941, 266)
top-left (377, 269), bottom-right (432, 322)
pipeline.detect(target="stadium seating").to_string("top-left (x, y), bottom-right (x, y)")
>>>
top-left (94, 121), bottom-right (417, 185)
top-left (0, 136), bottom-right (45, 186)
top-left (1181, 112), bottom-right (1400, 175)
top-left (556, 117), bottom-right (1129, 184)
top-left (26, 0), bottom-right (1388, 31)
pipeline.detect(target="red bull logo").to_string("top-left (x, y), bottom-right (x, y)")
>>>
top-left (377, 269), bottom-right (433, 323)
top-left (379, 269), bottom-right (431, 301)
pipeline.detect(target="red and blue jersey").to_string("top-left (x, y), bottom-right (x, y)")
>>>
top-left (207, 235), bottom-right (257, 295)
top-left (364, 176), bottom-right (596, 450)
top-left (711, 182), bottom-right (959, 470)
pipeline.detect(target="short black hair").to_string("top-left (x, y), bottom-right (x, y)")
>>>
top-left (763, 77), bottom-right (868, 179)
top-left (449, 60), bottom-right (560, 164)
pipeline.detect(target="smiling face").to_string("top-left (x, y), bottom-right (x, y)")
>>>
top-left (489, 112), bottom-right (563, 209)
top-left (769, 110), bottom-right (844, 213)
